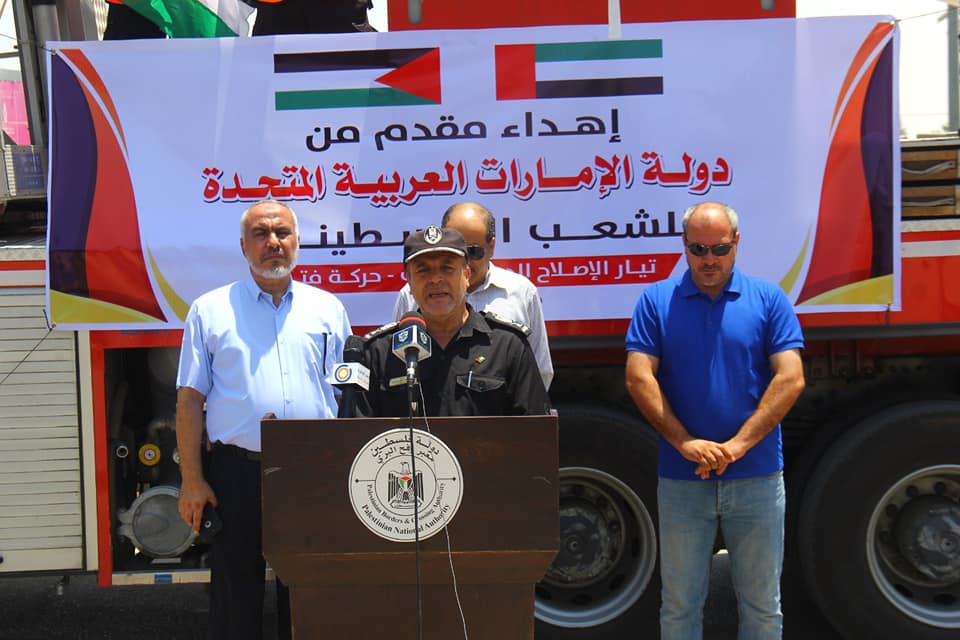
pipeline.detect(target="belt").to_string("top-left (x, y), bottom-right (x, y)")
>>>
top-left (213, 442), bottom-right (261, 462)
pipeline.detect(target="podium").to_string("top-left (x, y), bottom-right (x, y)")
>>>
top-left (261, 415), bottom-right (559, 639)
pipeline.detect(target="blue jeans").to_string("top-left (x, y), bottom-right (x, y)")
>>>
top-left (657, 471), bottom-right (785, 640)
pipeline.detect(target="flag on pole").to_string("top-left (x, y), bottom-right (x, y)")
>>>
top-left (122, 0), bottom-right (254, 38)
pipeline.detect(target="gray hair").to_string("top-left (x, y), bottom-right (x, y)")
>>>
top-left (239, 200), bottom-right (299, 237)
top-left (681, 202), bottom-right (739, 233)
top-left (442, 202), bottom-right (496, 243)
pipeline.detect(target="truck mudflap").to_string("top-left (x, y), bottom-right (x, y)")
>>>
top-left (535, 404), bottom-right (661, 638)
top-left (798, 399), bottom-right (960, 639)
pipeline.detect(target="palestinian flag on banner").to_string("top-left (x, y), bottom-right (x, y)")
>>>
top-left (495, 39), bottom-right (663, 100)
top-left (273, 48), bottom-right (441, 110)
top-left (121, 0), bottom-right (253, 38)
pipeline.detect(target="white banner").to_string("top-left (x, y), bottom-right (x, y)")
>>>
top-left (46, 17), bottom-right (900, 332)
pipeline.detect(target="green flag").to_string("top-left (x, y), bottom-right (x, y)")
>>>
top-left (121, 0), bottom-right (254, 38)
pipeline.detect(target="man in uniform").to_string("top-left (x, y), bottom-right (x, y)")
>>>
top-left (361, 225), bottom-right (549, 418)
top-left (393, 202), bottom-right (553, 389)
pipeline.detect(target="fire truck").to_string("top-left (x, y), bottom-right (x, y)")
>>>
top-left (0, 1), bottom-right (958, 639)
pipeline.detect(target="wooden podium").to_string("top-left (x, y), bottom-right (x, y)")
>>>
top-left (261, 415), bottom-right (559, 639)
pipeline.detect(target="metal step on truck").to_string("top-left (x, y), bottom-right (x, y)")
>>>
top-left (1, 1), bottom-right (958, 639)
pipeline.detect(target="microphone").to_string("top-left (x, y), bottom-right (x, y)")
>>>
top-left (391, 314), bottom-right (429, 640)
top-left (391, 313), bottom-right (431, 386)
top-left (332, 335), bottom-right (369, 418)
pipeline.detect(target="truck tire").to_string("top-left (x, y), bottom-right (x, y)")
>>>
top-left (798, 400), bottom-right (960, 639)
top-left (535, 404), bottom-right (660, 639)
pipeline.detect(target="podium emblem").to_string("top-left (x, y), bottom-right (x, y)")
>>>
top-left (387, 462), bottom-right (423, 508)
top-left (349, 428), bottom-right (463, 542)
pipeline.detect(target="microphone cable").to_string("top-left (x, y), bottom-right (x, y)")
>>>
top-left (406, 376), bottom-right (424, 640)
top-left (393, 313), bottom-right (431, 640)
top-left (415, 382), bottom-right (469, 640)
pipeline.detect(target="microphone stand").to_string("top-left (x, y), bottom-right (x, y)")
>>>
top-left (406, 370), bottom-right (423, 640)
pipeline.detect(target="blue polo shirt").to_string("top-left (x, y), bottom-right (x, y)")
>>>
top-left (625, 268), bottom-right (804, 480)
top-left (177, 275), bottom-right (352, 452)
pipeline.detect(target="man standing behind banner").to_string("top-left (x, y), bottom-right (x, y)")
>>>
top-left (176, 200), bottom-right (351, 640)
top-left (360, 225), bottom-right (550, 418)
top-left (624, 201), bottom-right (805, 639)
top-left (393, 202), bottom-right (554, 389)
top-left (251, 0), bottom-right (373, 35)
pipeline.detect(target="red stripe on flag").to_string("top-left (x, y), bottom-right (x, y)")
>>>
top-left (495, 44), bottom-right (536, 100)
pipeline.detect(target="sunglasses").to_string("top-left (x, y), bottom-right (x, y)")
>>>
top-left (686, 242), bottom-right (735, 257)
top-left (466, 244), bottom-right (486, 260)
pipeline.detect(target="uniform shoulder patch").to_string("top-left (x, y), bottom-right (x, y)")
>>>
top-left (481, 311), bottom-right (531, 336)
top-left (363, 321), bottom-right (398, 340)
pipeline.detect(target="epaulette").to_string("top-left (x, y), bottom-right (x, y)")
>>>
top-left (363, 321), bottom-right (398, 340)
top-left (481, 311), bottom-right (531, 336)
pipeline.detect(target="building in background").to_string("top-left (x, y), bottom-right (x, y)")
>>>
top-left (0, 69), bottom-right (29, 145)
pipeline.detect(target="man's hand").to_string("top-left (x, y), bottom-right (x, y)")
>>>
top-left (178, 477), bottom-right (217, 534)
top-left (175, 386), bottom-right (213, 533)
top-left (681, 438), bottom-right (736, 479)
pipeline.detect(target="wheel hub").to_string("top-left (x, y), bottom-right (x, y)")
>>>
top-left (535, 467), bottom-right (657, 628)
top-left (868, 464), bottom-right (960, 629)
top-left (546, 492), bottom-right (624, 587)
top-left (894, 495), bottom-right (960, 583)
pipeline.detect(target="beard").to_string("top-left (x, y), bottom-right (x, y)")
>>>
top-left (248, 248), bottom-right (298, 280)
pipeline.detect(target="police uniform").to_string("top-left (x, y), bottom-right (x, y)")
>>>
top-left (360, 306), bottom-right (550, 418)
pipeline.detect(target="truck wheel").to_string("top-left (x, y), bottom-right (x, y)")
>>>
top-left (798, 400), bottom-right (960, 638)
top-left (535, 404), bottom-right (660, 639)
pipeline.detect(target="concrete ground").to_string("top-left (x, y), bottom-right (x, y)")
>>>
top-left (0, 551), bottom-right (840, 639)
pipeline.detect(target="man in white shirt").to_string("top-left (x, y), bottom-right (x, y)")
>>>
top-left (177, 200), bottom-right (351, 640)
top-left (393, 202), bottom-right (553, 389)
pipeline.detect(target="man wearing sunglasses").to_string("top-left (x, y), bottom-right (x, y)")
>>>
top-left (624, 201), bottom-right (805, 640)
top-left (393, 202), bottom-right (553, 389)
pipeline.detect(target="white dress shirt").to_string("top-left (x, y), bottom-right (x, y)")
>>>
top-left (177, 275), bottom-right (352, 451)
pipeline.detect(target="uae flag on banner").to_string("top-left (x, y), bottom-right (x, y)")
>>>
top-left (121, 0), bottom-right (253, 37)
top-left (273, 48), bottom-right (441, 110)
top-left (495, 39), bottom-right (663, 100)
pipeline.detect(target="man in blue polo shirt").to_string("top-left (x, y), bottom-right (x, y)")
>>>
top-left (625, 201), bottom-right (805, 640)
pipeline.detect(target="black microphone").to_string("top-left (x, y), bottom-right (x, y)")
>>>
top-left (391, 313), bottom-right (432, 386)
top-left (332, 335), bottom-right (369, 418)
